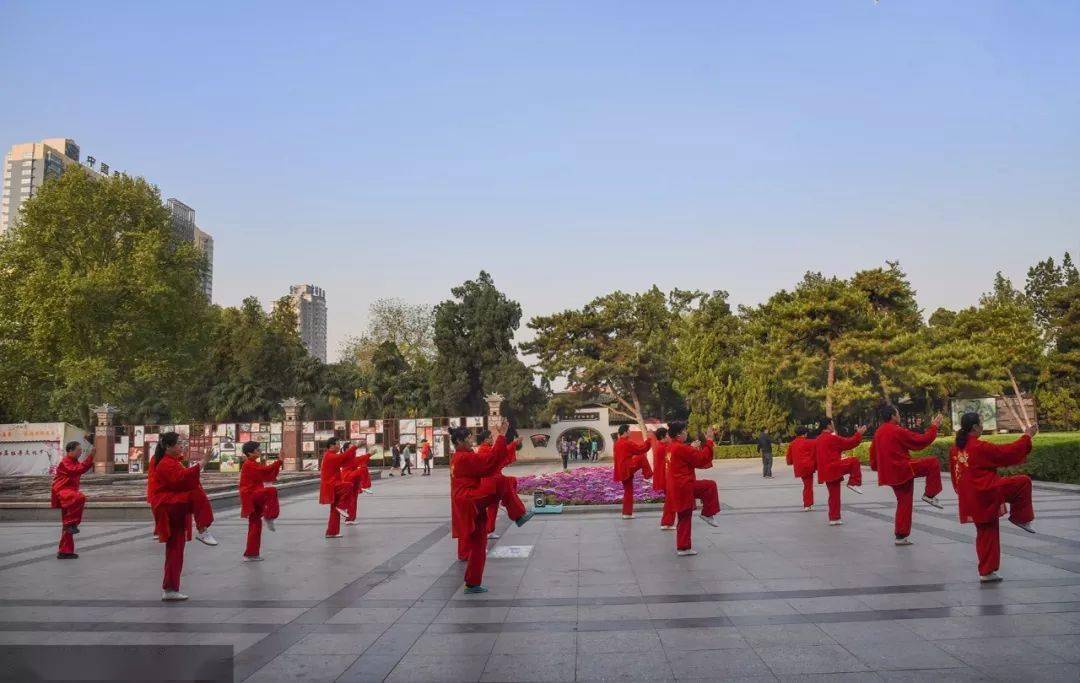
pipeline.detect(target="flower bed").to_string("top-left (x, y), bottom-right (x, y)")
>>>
top-left (517, 466), bottom-right (664, 505)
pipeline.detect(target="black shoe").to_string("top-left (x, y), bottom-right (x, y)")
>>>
top-left (57, 552), bottom-right (79, 559)
top-left (64, 524), bottom-right (80, 535)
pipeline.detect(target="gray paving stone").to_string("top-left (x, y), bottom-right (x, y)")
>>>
top-left (847, 639), bottom-right (967, 671)
top-left (1025, 634), bottom-right (1080, 662)
top-left (481, 653), bottom-right (575, 682)
top-left (657, 625), bottom-right (750, 651)
top-left (284, 631), bottom-right (381, 655)
top-left (385, 653), bottom-right (488, 683)
top-left (752, 643), bottom-right (870, 675)
top-left (577, 629), bottom-right (662, 653)
top-left (244, 653), bottom-right (358, 682)
top-left (936, 636), bottom-right (1067, 667)
top-left (326, 606), bottom-right (407, 624)
top-left (668, 648), bottom-right (774, 679)
top-left (491, 630), bottom-right (576, 654)
top-left (408, 632), bottom-right (497, 656)
top-left (737, 623), bottom-right (837, 646)
top-left (575, 650), bottom-right (675, 681)
top-left (817, 620), bottom-right (924, 643)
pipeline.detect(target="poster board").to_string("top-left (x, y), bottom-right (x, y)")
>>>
top-left (950, 397), bottom-right (997, 432)
top-left (0, 423), bottom-right (87, 476)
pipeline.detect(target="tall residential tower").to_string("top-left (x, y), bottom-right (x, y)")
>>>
top-left (290, 284), bottom-right (328, 362)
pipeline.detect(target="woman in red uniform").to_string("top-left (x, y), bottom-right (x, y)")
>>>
top-left (949, 412), bottom-right (1037, 582)
top-left (613, 424), bottom-right (653, 519)
top-left (342, 445), bottom-right (373, 525)
top-left (150, 432), bottom-right (212, 601)
top-left (788, 427), bottom-right (817, 511)
top-left (239, 441), bottom-right (282, 561)
top-left (651, 428), bottom-right (675, 529)
top-left (666, 422), bottom-right (719, 556)
top-left (319, 438), bottom-right (354, 538)
top-left (51, 436), bottom-right (96, 559)
top-left (814, 418), bottom-right (866, 525)
top-left (486, 432), bottom-right (522, 539)
top-left (451, 421), bottom-right (533, 594)
top-left (871, 406), bottom-right (944, 545)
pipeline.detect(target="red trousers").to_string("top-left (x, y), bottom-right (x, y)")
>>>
top-left (190, 486), bottom-right (214, 531)
top-left (486, 474), bottom-right (518, 533)
top-left (620, 459), bottom-right (653, 516)
top-left (56, 490), bottom-right (86, 554)
top-left (325, 483), bottom-right (352, 536)
top-left (824, 458), bottom-right (862, 521)
top-left (801, 476), bottom-right (814, 508)
top-left (161, 502), bottom-right (190, 592)
top-left (244, 488), bottom-right (279, 557)
top-left (345, 479), bottom-right (362, 522)
top-left (660, 493), bottom-right (675, 527)
top-left (464, 476), bottom-right (525, 587)
top-left (973, 475), bottom-right (1034, 576)
top-left (457, 537), bottom-right (470, 561)
top-left (890, 457), bottom-right (943, 538)
top-left (675, 480), bottom-right (720, 551)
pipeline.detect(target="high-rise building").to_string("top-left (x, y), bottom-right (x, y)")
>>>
top-left (290, 284), bottom-right (328, 363)
top-left (1, 138), bottom-right (84, 235)
top-left (2, 138), bottom-right (214, 300)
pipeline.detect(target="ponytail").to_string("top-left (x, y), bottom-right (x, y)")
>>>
top-left (153, 431), bottom-right (180, 465)
top-left (955, 412), bottom-right (980, 450)
top-left (449, 426), bottom-right (472, 449)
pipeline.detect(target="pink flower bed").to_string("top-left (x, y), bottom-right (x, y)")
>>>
top-left (517, 466), bottom-right (665, 505)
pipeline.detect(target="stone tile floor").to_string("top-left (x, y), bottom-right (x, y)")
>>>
top-left (1, 458), bottom-right (1078, 681)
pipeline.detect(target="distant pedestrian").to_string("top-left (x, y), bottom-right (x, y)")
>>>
top-left (559, 438), bottom-right (569, 470)
top-left (400, 444), bottom-right (412, 476)
top-left (757, 428), bottom-right (774, 478)
top-left (421, 439), bottom-right (432, 475)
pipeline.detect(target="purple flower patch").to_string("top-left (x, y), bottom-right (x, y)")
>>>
top-left (517, 466), bottom-right (665, 505)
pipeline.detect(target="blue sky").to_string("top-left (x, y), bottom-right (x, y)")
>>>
top-left (2, 1), bottom-right (1077, 358)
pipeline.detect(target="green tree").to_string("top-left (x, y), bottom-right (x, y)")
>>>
top-left (339, 298), bottom-right (435, 369)
top-left (0, 167), bottom-right (210, 425)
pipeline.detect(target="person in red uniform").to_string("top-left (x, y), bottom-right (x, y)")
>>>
top-left (788, 427), bottom-right (817, 511)
top-left (239, 441), bottom-right (282, 561)
top-left (150, 432), bottom-right (213, 601)
top-left (815, 417), bottom-right (867, 525)
top-left (666, 422), bottom-right (719, 555)
top-left (342, 444), bottom-right (373, 524)
top-left (486, 433), bottom-right (522, 539)
top-left (451, 420), bottom-right (533, 593)
top-left (613, 424), bottom-right (654, 519)
top-left (319, 438), bottom-right (354, 538)
top-left (949, 412), bottom-right (1037, 582)
top-left (51, 435), bottom-right (96, 559)
top-left (871, 406), bottom-right (945, 545)
top-left (651, 427), bottom-right (676, 529)
top-left (420, 439), bottom-right (433, 476)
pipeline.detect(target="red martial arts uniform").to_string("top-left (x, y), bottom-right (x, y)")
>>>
top-left (652, 438), bottom-right (675, 527)
top-left (949, 435), bottom-right (1034, 577)
top-left (486, 440), bottom-right (519, 534)
top-left (871, 422), bottom-right (940, 539)
top-left (815, 430), bottom-right (864, 521)
top-left (319, 447), bottom-right (354, 536)
top-left (613, 434), bottom-right (653, 516)
top-left (451, 436), bottom-right (527, 587)
top-left (240, 458), bottom-right (282, 558)
top-left (788, 435), bottom-right (817, 508)
top-left (51, 452), bottom-right (94, 555)
top-left (342, 448), bottom-right (373, 522)
top-left (149, 457), bottom-right (203, 592)
top-left (666, 439), bottom-right (719, 551)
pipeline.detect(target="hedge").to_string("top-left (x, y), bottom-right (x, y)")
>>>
top-left (712, 432), bottom-right (1080, 485)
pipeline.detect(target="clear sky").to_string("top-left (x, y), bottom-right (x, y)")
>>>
top-left (2, 1), bottom-right (1077, 358)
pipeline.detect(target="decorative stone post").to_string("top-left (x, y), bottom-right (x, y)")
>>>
top-left (91, 404), bottom-right (116, 474)
top-left (485, 393), bottom-right (505, 430)
top-left (279, 398), bottom-right (305, 471)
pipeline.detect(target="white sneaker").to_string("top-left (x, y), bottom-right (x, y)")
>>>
top-left (161, 591), bottom-right (189, 601)
top-left (196, 530), bottom-right (218, 546)
top-left (922, 495), bottom-right (944, 509)
top-left (676, 549), bottom-right (699, 556)
top-left (895, 537), bottom-right (913, 546)
top-left (846, 484), bottom-right (863, 495)
top-left (980, 572), bottom-right (1003, 583)
top-left (325, 533), bottom-right (343, 538)
top-left (1011, 520), bottom-right (1036, 534)
top-left (345, 520), bottom-right (360, 526)
top-left (803, 505), bottom-right (814, 511)
top-left (264, 519), bottom-right (276, 532)
top-left (659, 525), bottom-right (675, 530)
top-left (337, 508), bottom-right (349, 519)
top-left (621, 514), bottom-right (634, 519)
top-left (701, 515), bottom-right (719, 527)
top-left (242, 555), bottom-right (264, 562)
top-left (829, 520), bottom-right (844, 526)
top-left (363, 488), bottom-right (375, 495)
top-left (487, 533), bottom-right (500, 539)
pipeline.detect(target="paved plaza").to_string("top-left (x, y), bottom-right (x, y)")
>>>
top-left (1, 459), bottom-right (1079, 681)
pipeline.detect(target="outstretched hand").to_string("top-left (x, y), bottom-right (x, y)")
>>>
top-left (491, 418), bottom-right (508, 437)
top-left (705, 426), bottom-right (717, 442)
top-left (931, 414), bottom-right (944, 428)
top-left (855, 425), bottom-right (868, 436)
top-left (1024, 423), bottom-right (1039, 437)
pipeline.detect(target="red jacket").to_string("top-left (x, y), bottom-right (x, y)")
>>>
top-left (651, 439), bottom-right (668, 492)
top-left (871, 422), bottom-right (938, 487)
top-left (148, 456), bottom-right (202, 541)
top-left (613, 435), bottom-right (650, 482)
top-left (421, 443), bottom-right (432, 460)
top-left (146, 455), bottom-right (157, 507)
top-left (51, 454), bottom-right (94, 507)
top-left (789, 436), bottom-right (817, 479)
top-left (503, 440), bottom-right (519, 468)
top-left (239, 458), bottom-right (282, 518)
top-left (319, 447), bottom-right (354, 504)
top-left (450, 436), bottom-right (507, 539)
top-left (342, 450), bottom-right (373, 483)
top-left (815, 430), bottom-right (863, 484)
top-left (665, 439), bottom-right (714, 513)
top-left (949, 435), bottom-right (1031, 524)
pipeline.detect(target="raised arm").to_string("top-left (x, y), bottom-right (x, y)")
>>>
top-left (836, 432), bottom-right (864, 451)
top-left (156, 460), bottom-right (201, 492)
top-left (977, 434), bottom-right (1033, 469)
top-left (631, 438), bottom-right (651, 456)
top-left (691, 440), bottom-right (715, 469)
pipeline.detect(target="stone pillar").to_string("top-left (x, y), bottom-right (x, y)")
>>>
top-left (279, 398), bottom-right (305, 471)
top-left (485, 393), bottom-right (505, 430)
top-left (91, 404), bottom-right (116, 474)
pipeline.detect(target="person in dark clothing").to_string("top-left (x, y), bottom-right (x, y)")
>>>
top-left (400, 444), bottom-right (412, 476)
top-left (757, 429), bottom-right (774, 478)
